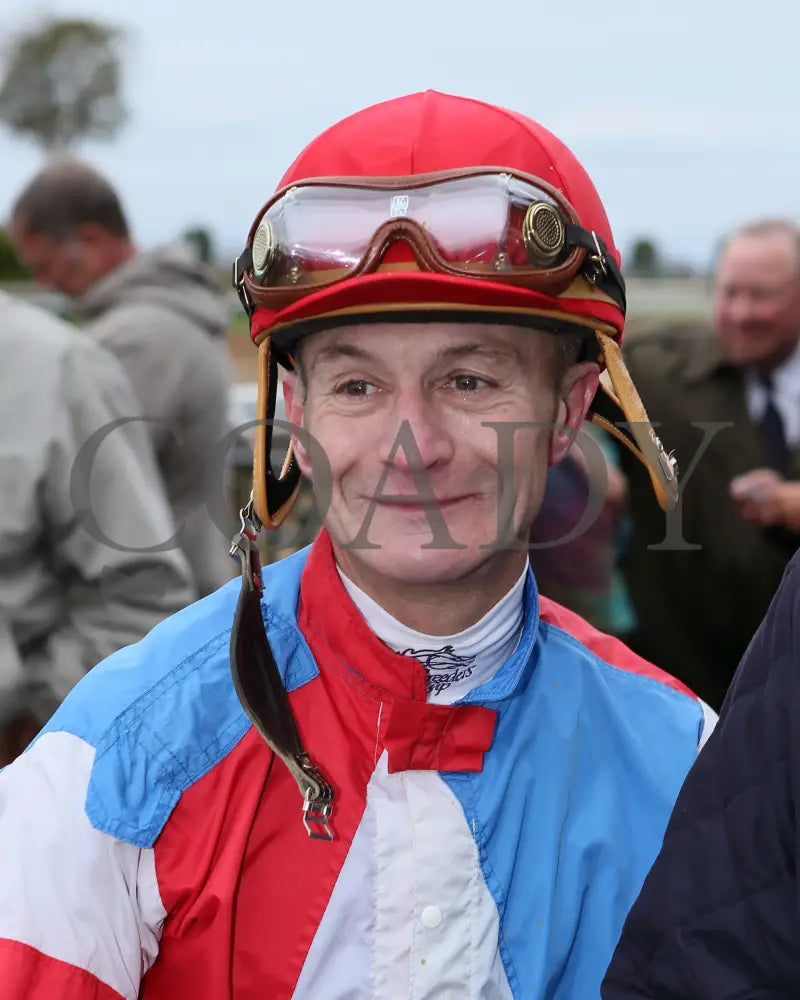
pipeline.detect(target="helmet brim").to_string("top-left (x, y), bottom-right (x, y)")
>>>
top-left (249, 270), bottom-right (623, 358)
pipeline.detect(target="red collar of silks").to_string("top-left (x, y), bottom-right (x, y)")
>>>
top-left (297, 530), bottom-right (498, 775)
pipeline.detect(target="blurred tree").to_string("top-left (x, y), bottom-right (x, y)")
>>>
top-left (0, 229), bottom-right (30, 281)
top-left (0, 17), bottom-right (128, 151)
top-left (183, 226), bottom-right (216, 264)
top-left (628, 238), bottom-right (662, 277)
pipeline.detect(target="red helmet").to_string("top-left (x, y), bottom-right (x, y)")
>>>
top-left (233, 90), bottom-right (677, 526)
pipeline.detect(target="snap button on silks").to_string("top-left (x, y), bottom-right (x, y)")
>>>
top-left (421, 905), bottom-right (443, 928)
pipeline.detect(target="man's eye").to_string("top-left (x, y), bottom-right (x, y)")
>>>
top-left (338, 379), bottom-right (374, 396)
top-left (449, 374), bottom-right (489, 392)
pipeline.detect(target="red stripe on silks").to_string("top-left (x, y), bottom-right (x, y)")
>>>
top-left (539, 596), bottom-right (698, 700)
top-left (143, 688), bottom-right (376, 999)
top-left (143, 531), bottom-right (501, 998)
top-left (0, 939), bottom-right (124, 1000)
top-left (143, 676), bottom-right (381, 998)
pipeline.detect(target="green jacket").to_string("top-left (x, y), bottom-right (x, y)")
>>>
top-left (619, 323), bottom-right (800, 709)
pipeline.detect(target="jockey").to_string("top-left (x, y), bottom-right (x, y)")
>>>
top-left (0, 90), bottom-right (714, 1000)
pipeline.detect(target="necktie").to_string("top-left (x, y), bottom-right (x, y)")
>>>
top-left (758, 374), bottom-right (790, 473)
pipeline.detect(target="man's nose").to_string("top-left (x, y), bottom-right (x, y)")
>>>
top-left (378, 390), bottom-right (455, 472)
top-left (724, 292), bottom-right (756, 326)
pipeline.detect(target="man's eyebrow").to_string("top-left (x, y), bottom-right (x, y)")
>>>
top-left (435, 341), bottom-right (522, 365)
top-left (309, 343), bottom-right (376, 370)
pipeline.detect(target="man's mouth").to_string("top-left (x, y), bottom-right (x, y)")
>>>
top-left (366, 494), bottom-right (477, 511)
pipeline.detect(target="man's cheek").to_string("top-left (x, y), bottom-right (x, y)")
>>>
top-left (309, 437), bottom-right (359, 493)
top-left (291, 439), bottom-right (314, 480)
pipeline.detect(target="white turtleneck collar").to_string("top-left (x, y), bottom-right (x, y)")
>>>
top-left (336, 564), bottom-right (528, 705)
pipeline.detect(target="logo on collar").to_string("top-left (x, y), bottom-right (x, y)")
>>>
top-left (400, 645), bottom-right (478, 697)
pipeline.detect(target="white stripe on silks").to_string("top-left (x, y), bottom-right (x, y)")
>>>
top-left (0, 731), bottom-right (166, 1000)
top-left (293, 751), bottom-right (514, 1000)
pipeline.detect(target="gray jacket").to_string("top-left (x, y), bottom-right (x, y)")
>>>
top-left (0, 292), bottom-right (195, 723)
top-left (75, 245), bottom-right (236, 596)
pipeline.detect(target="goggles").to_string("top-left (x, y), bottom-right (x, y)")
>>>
top-left (233, 167), bottom-right (626, 316)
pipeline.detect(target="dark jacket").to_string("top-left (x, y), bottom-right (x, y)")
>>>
top-left (601, 549), bottom-right (800, 999)
top-left (619, 324), bottom-right (800, 708)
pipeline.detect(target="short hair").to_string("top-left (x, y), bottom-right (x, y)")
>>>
top-left (553, 332), bottom-right (588, 386)
top-left (11, 156), bottom-right (130, 241)
top-left (715, 218), bottom-right (800, 276)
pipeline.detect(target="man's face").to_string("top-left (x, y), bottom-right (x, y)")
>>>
top-left (714, 231), bottom-right (800, 370)
top-left (10, 220), bottom-right (100, 297)
top-left (283, 321), bottom-right (598, 587)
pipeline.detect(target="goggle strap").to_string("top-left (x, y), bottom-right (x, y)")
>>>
top-left (234, 246), bottom-right (255, 316)
top-left (564, 224), bottom-right (626, 313)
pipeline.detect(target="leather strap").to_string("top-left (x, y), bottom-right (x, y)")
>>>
top-left (228, 502), bottom-right (335, 840)
top-left (590, 332), bottom-right (679, 511)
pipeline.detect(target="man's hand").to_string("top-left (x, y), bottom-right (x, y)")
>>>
top-left (730, 468), bottom-right (800, 531)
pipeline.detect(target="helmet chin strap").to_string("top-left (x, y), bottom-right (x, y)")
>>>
top-left (253, 337), bottom-right (302, 527)
top-left (228, 334), bottom-right (335, 842)
top-left (590, 332), bottom-right (679, 512)
top-left (228, 497), bottom-right (335, 841)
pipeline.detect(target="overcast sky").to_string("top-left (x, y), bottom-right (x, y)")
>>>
top-left (1, 0), bottom-right (797, 270)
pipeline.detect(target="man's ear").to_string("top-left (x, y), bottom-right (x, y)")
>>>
top-left (548, 361), bottom-right (601, 465)
top-left (282, 372), bottom-right (312, 478)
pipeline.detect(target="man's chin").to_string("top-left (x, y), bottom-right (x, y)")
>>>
top-left (327, 502), bottom-right (528, 582)
top-left (333, 532), bottom-right (516, 588)
top-left (720, 333), bottom-right (779, 368)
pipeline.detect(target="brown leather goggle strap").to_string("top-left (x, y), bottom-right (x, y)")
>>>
top-left (253, 337), bottom-right (302, 527)
top-left (590, 332), bottom-right (679, 512)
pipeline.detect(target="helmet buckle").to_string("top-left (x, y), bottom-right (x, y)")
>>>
top-left (584, 230), bottom-right (608, 285)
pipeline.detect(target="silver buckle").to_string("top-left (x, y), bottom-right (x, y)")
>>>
top-left (303, 788), bottom-right (334, 841)
top-left (585, 231), bottom-right (608, 285)
top-left (229, 495), bottom-right (262, 588)
top-left (650, 429), bottom-right (678, 480)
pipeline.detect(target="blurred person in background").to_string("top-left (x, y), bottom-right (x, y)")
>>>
top-left (730, 466), bottom-right (800, 529)
top-left (0, 291), bottom-right (194, 766)
top-left (9, 158), bottom-right (234, 596)
top-left (619, 219), bottom-right (800, 709)
top-left (530, 422), bottom-right (636, 636)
